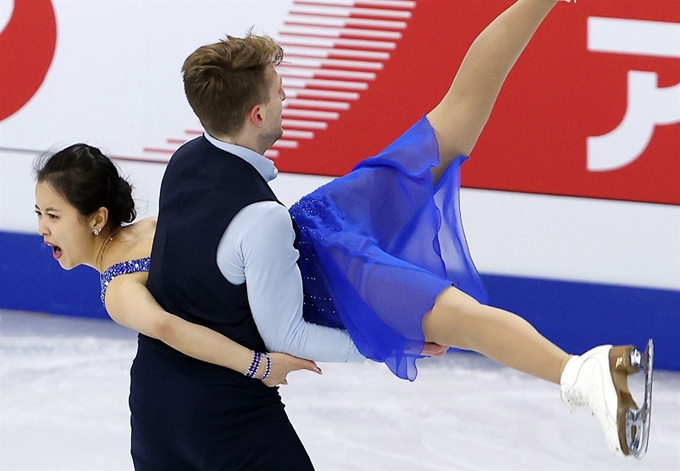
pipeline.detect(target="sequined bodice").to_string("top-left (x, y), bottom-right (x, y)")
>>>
top-left (100, 257), bottom-right (151, 305)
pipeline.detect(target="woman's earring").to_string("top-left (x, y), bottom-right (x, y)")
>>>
top-left (93, 228), bottom-right (101, 236)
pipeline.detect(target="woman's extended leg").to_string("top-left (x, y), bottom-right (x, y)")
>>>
top-left (422, 287), bottom-right (569, 383)
top-left (422, 286), bottom-right (653, 459)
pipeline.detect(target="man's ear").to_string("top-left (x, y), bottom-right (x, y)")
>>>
top-left (248, 103), bottom-right (265, 128)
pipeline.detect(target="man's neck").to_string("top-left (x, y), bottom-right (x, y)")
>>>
top-left (209, 130), bottom-right (263, 154)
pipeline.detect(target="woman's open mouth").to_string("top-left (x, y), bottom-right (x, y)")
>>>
top-left (47, 243), bottom-right (62, 260)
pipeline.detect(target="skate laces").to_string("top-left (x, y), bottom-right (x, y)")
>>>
top-left (561, 354), bottom-right (604, 413)
top-left (564, 386), bottom-right (588, 410)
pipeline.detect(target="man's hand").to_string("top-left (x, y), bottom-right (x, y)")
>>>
top-left (421, 342), bottom-right (448, 357)
top-left (262, 352), bottom-right (322, 387)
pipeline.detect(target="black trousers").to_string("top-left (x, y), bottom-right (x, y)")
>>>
top-left (129, 344), bottom-right (315, 471)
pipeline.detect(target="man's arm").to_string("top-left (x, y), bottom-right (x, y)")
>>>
top-left (217, 201), bottom-right (364, 362)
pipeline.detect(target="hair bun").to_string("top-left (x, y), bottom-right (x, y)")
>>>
top-left (111, 176), bottom-right (136, 225)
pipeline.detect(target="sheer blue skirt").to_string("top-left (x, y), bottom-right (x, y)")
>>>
top-left (290, 117), bottom-right (487, 381)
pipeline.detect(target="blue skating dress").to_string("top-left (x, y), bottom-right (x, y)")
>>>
top-left (290, 116), bottom-right (487, 381)
top-left (100, 258), bottom-right (151, 304)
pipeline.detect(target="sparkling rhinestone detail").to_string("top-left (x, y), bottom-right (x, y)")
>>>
top-left (100, 257), bottom-right (151, 305)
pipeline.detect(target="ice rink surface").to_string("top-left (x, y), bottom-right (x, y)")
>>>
top-left (1, 309), bottom-right (678, 471)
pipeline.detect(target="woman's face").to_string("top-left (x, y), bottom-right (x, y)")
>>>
top-left (35, 181), bottom-right (95, 270)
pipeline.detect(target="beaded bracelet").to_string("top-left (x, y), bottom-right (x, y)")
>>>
top-left (259, 353), bottom-right (272, 381)
top-left (245, 351), bottom-right (263, 378)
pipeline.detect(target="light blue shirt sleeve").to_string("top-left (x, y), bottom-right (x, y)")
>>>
top-left (216, 201), bottom-right (364, 363)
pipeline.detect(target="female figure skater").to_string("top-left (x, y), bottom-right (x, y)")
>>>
top-left (35, 0), bottom-right (651, 464)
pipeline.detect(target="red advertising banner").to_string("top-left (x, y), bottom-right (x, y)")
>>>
top-left (271, 0), bottom-right (680, 206)
top-left (0, 0), bottom-right (56, 121)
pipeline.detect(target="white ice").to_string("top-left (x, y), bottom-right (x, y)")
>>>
top-left (1, 310), bottom-right (678, 471)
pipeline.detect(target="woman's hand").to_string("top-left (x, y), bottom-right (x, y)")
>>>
top-left (261, 352), bottom-right (322, 387)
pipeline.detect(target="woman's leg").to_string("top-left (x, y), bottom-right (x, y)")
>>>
top-left (422, 287), bottom-right (653, 458)
top-left (426, 0), bottom-right (562, 184)
top-left (422, 287), bottom-right (569, 383)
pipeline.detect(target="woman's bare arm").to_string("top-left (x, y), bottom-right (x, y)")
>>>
top-left (104, 273), bottom-right (321, 386)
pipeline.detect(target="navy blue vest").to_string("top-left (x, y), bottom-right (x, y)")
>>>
top-left (145, 136), bottom-right (278, 373)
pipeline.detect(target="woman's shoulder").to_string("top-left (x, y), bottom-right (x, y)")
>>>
top-left (124, 218), bottom-right (157, 245)
top-left (133, 217), bottom-right (157, 234)
top-left (101, 218), bottom-right (156, 272)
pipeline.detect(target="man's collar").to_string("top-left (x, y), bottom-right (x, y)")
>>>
top-left (204, 132), bottom-right (278, 182)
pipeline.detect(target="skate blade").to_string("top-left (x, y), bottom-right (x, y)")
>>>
top-left (626, 339), bottom-right (654, 460)
top-left (610, 339), bottom-right (654, 459)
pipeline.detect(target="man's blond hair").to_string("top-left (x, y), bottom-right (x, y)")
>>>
top-left (182, 33), bottom-right (283, 136)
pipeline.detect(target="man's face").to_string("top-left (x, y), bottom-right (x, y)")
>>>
top-left (258, 65), bottom-right (286, 152)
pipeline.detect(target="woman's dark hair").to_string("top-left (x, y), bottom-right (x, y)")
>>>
top-left (35, 144), bottom-right (136, 228)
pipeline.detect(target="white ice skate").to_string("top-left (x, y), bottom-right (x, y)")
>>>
top-left (560, 339), bottom-right (654, 459)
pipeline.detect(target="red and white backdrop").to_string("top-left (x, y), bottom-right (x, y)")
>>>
top-left (1, 0), bottom-right (678, 368)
